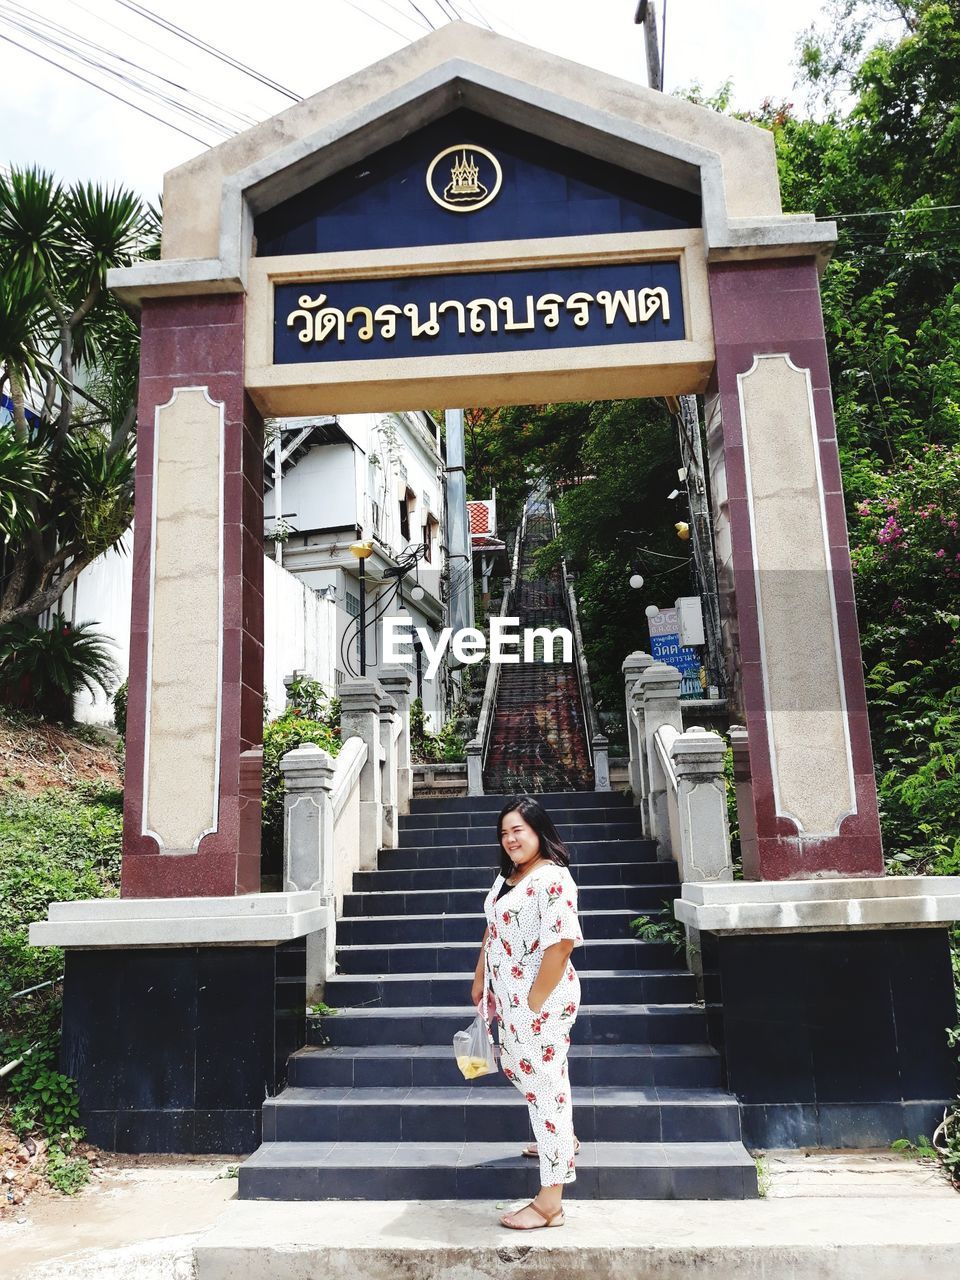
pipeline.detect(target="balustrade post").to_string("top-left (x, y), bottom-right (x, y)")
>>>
top-left (623, 651), bottom-right (655, 807)
top-left (727, 725), bottom-right (758, 879)
top-left (592, 734), bottom-right (610, 792)
top-left (379, 666), bottom-right (413, 814)
top-left (467, 740), bottom-right (484, 796)
top-left (279, 741), bottom-right (336, 991)
top-left (379, 691), bottom-right (400, 849)
top-left (640, 663), bottom-right (683, 856)
top-left (338, 677), bottom-right (384, 871)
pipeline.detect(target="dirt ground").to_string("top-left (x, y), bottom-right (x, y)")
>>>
top-left (0, 713), bottom-right (121, 795)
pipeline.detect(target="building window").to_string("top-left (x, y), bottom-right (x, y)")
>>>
top-left (371, 500), bottom-right (382, 535)
top-left (345, 590), bottom-right (360, 618)
top-left (399, 498), bottom-right (410, 541)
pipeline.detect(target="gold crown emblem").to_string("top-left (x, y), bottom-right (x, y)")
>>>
top-left (444, 150), bottom-right (488, 203)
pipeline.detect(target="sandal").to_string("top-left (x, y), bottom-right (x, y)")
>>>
top-left (521, 1137), bottom-right (580, 1159)
top-left (499, 1199), bottom-right (565, 1230)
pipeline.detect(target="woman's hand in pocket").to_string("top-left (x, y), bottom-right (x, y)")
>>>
top-left (471, 975), bottom-right (485, 1008)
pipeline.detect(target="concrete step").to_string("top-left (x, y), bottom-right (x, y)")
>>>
top-left (340, 883), bottom-right (679, 917)
top-left (335, 937), bottom-right (684, 974)
top-left (398, 822), bottom-right (642, 848)
top-left (353, 859), bottom-right (676, 891)
top-left (287, 1043), bottom-right (723, 1090)
top-left (336, 907), bottom-right (667, 945)
top-left (323, 969), bottom-right (697, 1008)
top-left (261, 1084), bottom-right (743, 1145)
top-left (400, 806), bottom-right (642, 830)
top-left (238, 1140), bottom-right (758, 1201)
top-left (310, 1004), bottom-right (709, 1047)
top-left (377, 838), bottom-right (658, 869)
top-left (409, 792), bottom-right (632, 814)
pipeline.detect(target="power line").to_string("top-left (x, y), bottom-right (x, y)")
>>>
top-left (405, 0), bottom-right (438, 30)
top-left (337, 0), bottom-right (421, 40)
top-left (113, 0), bottom-right (302, 102)
top-left (818, 202), bottom-right (960, 221)
top-left (0, 30), bottom-right (215, 147)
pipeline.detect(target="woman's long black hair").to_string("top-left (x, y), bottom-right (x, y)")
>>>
top-left (496, 796), bottom-right (571, 879)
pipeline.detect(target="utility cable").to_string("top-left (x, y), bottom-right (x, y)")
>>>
top-left (337, 0), bottom-right (420, 40)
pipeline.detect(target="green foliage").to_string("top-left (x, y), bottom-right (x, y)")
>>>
top-left (6, 1044), bottom-right (81, 1140)
top-left (0, 615), bottom-right (119, 722)
top-left (891, 1134), bottom-right (938, 1157)
top-left (261, 692), bottom-right (342, 870)
top-left (45, 1145), bottom-right (90, 1195)
top-left (112, 678), bottom-right (128, 738)
top-left (628, 910), bottom-right (686, 953)
top-left (285, 674), bottom-right (341, 727)
top-left (0, 166), bottom-right (157, 628)
top-left (409, 697), bottom-right (466, 763)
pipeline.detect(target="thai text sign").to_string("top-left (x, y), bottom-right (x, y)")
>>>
top-left (648, 607), bottom-right (700, 675)
top-left (274, 260), bottom-right (683, 363)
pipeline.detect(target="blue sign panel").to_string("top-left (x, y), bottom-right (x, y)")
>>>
top-left (274, 259), bottom-right (683, 364)
top-left (649, 632), bottom-right (700, 675)
top-left (255, 109), bottom-right (701, 256)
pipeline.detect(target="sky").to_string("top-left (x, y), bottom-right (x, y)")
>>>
top-left (2, 0), bottom-right (833, 201)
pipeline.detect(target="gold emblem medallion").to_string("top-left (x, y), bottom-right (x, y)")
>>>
top-left (426, 144), bottom-right (503, 213)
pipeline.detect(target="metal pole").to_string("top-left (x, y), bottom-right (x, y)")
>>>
top-left (358, 557), bottom-right (367, 676)
top-left (273, 431), bottom-right (283, 567)
top-left (444, 408), bottom-right (474, 633)
top-left (634, 0), bottom-right (662, 90)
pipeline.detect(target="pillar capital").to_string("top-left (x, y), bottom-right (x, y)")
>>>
top-left (622, 650), bottom-right (655, 685)
top-left (669, 726), bottom-right (727, 778)
top-left (338, 676), bottom-right (384, 715)
top-left (378, 666), bottom-right (413, 697)
top-left (279, 742), bottom-right (336, 792)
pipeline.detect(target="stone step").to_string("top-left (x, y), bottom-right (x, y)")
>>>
top-left (354, 859), bottom-right (676, 892)
top-left (409, 792), bottom-right (632, 814)
top-left (327, 967), bottom-right (696, 1008)
top-left (377, 838), bottom-right (658, 870)
top-left (310, 1004), bottom-right (709, 1047)
top-left (335, 937), bottom-right (684, 974)
top-left (261, 1084), bottom-right (743, 1145)
top-left (336, 907), bottom-right (665, 945)
top-left (324, 970), bottom-right (697, 1008)
top-left (287, 1043), bottom-right (722, 1090)
top-left (400, 806), bottom-right (641, 830)
top-left (341, 883), bottom-right (679, 917)
top-left (238, 1140), bottom-right (758, 1201)
top-left (398, 822), bottom-right (641, 848)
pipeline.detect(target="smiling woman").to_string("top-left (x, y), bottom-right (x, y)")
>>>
top-left (470, 796), bottom-right (584, 1231)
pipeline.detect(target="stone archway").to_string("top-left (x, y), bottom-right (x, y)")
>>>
top-left (108, 20), bottom-right (882, 894)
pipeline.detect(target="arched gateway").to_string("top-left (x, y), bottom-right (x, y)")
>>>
top-left (32, 24), bottom-right (958, 1164)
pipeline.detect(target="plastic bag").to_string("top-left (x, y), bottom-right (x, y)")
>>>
top-left (453, 1010), bottom-right (498, 1080)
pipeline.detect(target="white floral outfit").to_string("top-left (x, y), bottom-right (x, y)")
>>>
top-left (482, 862), bottom-right (584, 1186)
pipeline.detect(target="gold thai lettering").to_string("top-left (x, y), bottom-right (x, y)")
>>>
top-left (283, 283), bottom-right (674, 346)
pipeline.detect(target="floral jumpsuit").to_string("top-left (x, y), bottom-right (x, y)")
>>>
top-left (482, 862), bottom-right (584, 1187)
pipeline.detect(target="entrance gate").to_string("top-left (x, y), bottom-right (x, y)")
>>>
top-left (110, 23), bottom-right (882, 894)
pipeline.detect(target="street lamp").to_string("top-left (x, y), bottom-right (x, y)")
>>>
top-left (349, 540), bottom-right (374, 676)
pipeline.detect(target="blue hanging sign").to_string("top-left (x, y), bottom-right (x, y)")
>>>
top-left (648, 607), bottom-right (700, 675)
top-left (274, 259), bottom-right (684, 364)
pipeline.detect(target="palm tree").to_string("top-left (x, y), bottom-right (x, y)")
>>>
top-left (0, 166), bottom-right (159, 627)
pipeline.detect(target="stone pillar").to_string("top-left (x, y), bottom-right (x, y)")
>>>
top-left (706, 258), bottom-right (883, 880)
top-left (121, 294), bottom-right (264, 898)
top-left (623, 651), bottom-right (655, 806)
top-left (379, 691), bottom-right (399, 850)
top-left (640, 663), bottom-right (683, 855)
top-left (728, 724), bottom-right (759, 880)
top-left (339, 677), bottom-right (384, 870)
top-left (592, 734), bottom-right (610, 792)
top-left (379, 666), bottom-right (413, 815)
top-left (467, 740), bottom-right (484, 796)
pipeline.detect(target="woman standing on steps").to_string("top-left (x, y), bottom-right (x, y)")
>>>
top-left (470, 796), bottom-right (584, 1231)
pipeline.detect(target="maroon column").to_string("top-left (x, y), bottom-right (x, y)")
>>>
top-left (122, 294), bottom-right (264, 898)
top-left (707, 257), bottom-right (883, 879)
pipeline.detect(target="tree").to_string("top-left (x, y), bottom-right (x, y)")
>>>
top-left (0, 167), bottom-right (158, 627)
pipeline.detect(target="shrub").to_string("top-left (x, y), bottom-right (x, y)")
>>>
top-left (112, 678), bottom-right (127, 738)
top-left (261, 686), bottom-right (341, 873)
top-left (0, 615), bottom-right (119, 723)
top-left (410, 697), bottom-right (466, 764)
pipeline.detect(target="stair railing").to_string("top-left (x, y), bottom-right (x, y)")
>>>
top-left (467, 500), bottom-right (528, 795)
top-left (551, 502), bottom-right (610, 792)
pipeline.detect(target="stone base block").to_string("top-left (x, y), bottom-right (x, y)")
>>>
top-left (61, 941), bottom-right (307, 1154)
top-left (706, 928), bottom-right (959, 1149)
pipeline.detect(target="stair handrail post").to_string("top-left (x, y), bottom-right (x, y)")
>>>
top-left (668, 726), bottom-right (733, 884)
top-left (629, 679), bottom-right (652, 833)
top-left (378, 690), bottom-right (400, 849)
top-left (379, 665), bottom-right (413, 814)
top-left (640, 662), bottom-right (683, 855)
top-left (280, 742), bottom-right (336, 896)
top-left (623, 651), bottom-right (655, 807)
top-left (468, 500), bottom-right (529, 794)
top-left (338, 676), bottom-right (385, 870)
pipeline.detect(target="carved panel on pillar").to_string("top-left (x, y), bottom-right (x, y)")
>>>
top-left (736, 354), bottom-right (855, 838)
top-left (143, 387), bottom-right (224, 853)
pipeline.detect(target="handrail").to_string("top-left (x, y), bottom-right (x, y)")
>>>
top-left (469, 497), bottom-right (528, 790)
top-left (653, 723), bottom-right (680, 791)
top-left (330, 737), bottom-right (367, 821)
top-left (554, 500), bottom-right (608, 778)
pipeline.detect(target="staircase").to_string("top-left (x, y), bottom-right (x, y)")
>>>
top-left (239, 792), bottom-right (757, 1201)
top-left (484, 502), bottom-right (593, 793)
